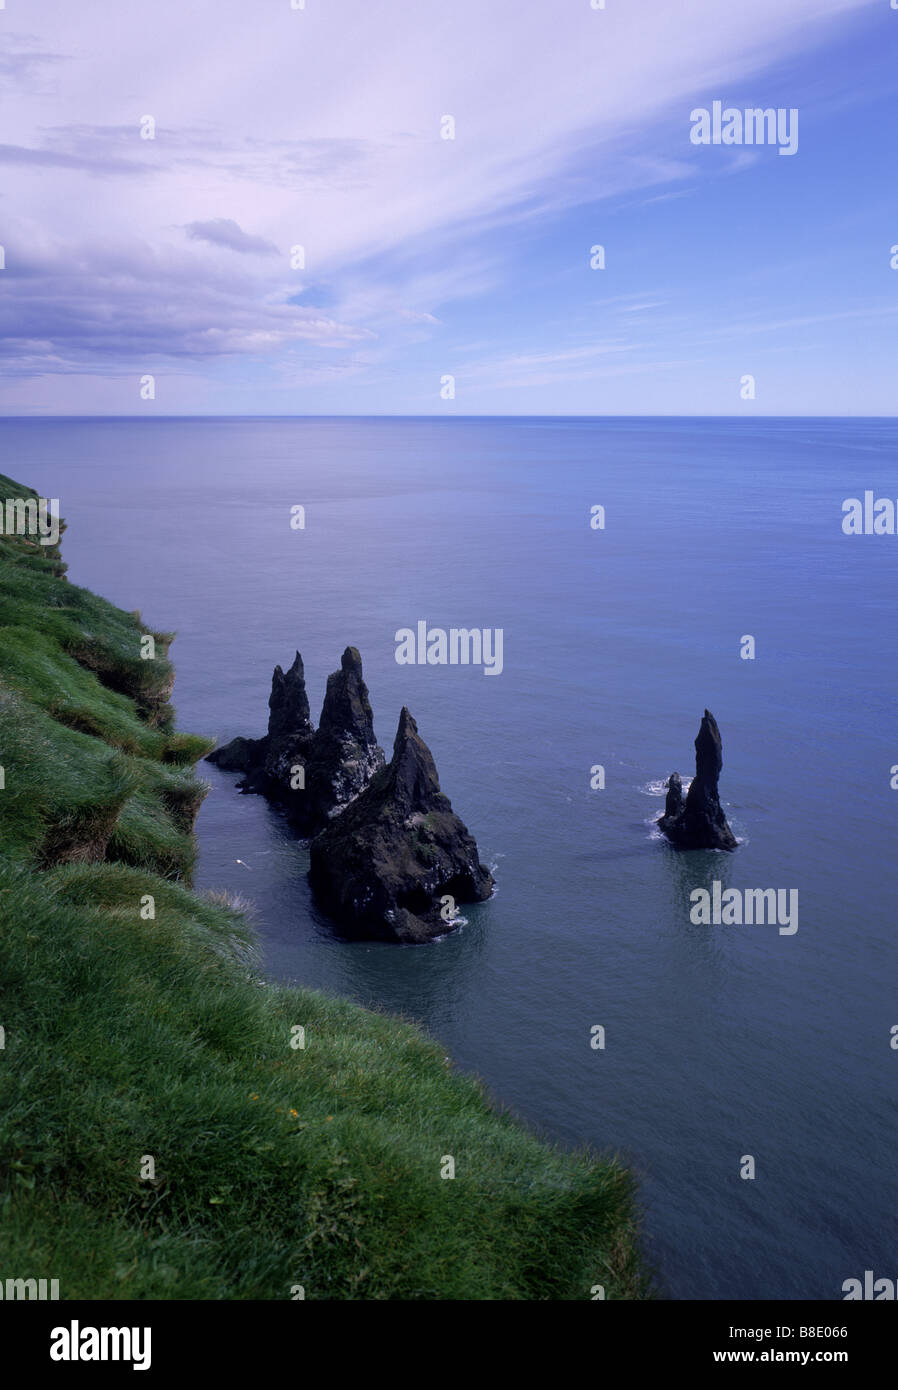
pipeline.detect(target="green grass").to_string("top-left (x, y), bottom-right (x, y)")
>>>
top-left (0, 474), bottom-right (651, 1300)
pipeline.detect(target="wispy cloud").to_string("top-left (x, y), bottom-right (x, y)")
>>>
top-left (0, 0), bottom-right (882, 406)
top-left (0, 142), bottom-right (144, 174)
top-left (0, 32), bottom-right (67, 87)
top-left (184, 219), bottom-right (279, 256)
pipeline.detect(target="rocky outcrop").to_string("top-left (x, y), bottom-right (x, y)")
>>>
top-left (657, 710), bottom-right (737, 851)
top-left (308, 707), bottom-right (494, 943)
top-left (207, 647), bottom-right (384, 835)
top-left (207, 734), bottom-right (263, 773)
top-left (209, 652), bottom-right (493, 940)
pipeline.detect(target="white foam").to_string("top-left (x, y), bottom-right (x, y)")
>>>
top-left (642, 777), bottom-right (692, 797)
top-left (429, 915), bottom-right (469, 942)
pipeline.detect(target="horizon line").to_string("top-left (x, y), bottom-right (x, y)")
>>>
top-left (1, 413), bottom-right (896, 423)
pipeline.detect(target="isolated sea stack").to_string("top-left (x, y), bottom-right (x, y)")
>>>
top-left (309, 707), bottom-right (494, 943)
top-left (207, 647), bottom-right (385, 835)
top-left (658, 710), bottom-right (737, 851)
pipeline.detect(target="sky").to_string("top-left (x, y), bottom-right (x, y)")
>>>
top-left (1, 0), bottom-right (896, 416)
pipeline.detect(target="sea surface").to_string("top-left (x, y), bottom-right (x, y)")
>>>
top-left (5, 415), bottom-right (896, 1301)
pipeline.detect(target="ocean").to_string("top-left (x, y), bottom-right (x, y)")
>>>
top-left (5, 414), bottom-right (895, 1300)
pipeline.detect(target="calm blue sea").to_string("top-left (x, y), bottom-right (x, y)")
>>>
top-left (5, 415), bottom-right (896, 1300)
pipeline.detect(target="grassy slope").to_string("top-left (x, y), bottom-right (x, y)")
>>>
top-left (0, 473), bottom-right (650, 1300)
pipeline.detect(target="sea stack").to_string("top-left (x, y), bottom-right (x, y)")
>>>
top-left (261, 650), bottom-right (315, 791)
top-left (301, 646), bottom-right (386, 825)
top-left (207, 647), bottom-right (384, 835)
top-left (308, 707), bottom-right (494, 943)
top-left (657, 710), bottom-right (738, 851)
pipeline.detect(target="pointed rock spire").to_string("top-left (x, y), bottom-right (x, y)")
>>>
top-left (267, 651), bottom-right (311, 741)
top-left (308, 706), bottom-right (493, 943)
top-left (693, 708), bottom-right (724, 791)
top-left (658, 710), bottom-right (737, 851)
top-left (386, 706), bottom-right (441, 808)
top-left (304, 646), bottom-right (385, 822)
top-left (317, 647), bottom-right (375, 740)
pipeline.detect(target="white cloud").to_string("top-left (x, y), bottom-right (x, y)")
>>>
top-left (0, 0), bottom-right (879, 382)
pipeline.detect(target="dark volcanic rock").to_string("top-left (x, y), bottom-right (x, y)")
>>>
top-left (208, 654), bottom-right (492, 941)
top-left (662, 770), bottom-right (685, 822)
top-left (206, 647), bottom-right (383, 834)
top-left (261, 651), bottom-right (315, 791)
top-left (205, 735), bottom-right (263, 774)
top-left (301, 647), bottom-right (385, 824)
top-left (657, 710), bottom-right (737, 851)
top-left (308, 707), bottom-right (494, 943)
top-left (266, 651), bottom-right (312, 741)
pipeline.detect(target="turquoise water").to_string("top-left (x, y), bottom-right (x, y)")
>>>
top-left (7, 415), bottom-right (896, 1300)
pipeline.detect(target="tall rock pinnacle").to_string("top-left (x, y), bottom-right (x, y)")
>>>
top-left (303, 646), bottom-right (385, 823)
top-left (308, 706), bottom-right (494, 943)
top-left (658, 710), bottom-right (737, 851)
top-left (267, 651), bottom-right (311, 741)
top-left (385, 706), bottom-right (442, 808)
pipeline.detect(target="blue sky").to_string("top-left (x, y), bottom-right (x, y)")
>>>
top-left (1, 0), bottom-right (896, 415)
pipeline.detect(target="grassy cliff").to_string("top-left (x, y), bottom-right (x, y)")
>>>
top-left (0, 473), bottom-right (650, 1300)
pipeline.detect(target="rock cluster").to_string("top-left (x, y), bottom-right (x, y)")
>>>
top-left (657, 710), bottom-right (738, 851)
top-left (207, 647), bottom-right (384, 835)
top-left (208, 650), bottom-right (493, 941)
